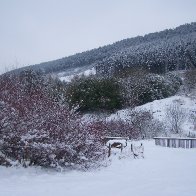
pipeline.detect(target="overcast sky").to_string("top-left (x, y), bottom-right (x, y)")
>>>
top-left (0, 0), bottom-right (196, 74)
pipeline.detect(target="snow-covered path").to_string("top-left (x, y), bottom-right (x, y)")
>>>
top-left (0, 141), bottom-right (196, 196)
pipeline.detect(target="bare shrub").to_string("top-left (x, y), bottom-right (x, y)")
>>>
top-left (129, 109), bottom-right (165, 138)
top-left (103, 120), bottom-right (140, 139)
top-left (104, 109), bottom-right (165, 139)
top-left (166, 103), bottom-right (186, 134)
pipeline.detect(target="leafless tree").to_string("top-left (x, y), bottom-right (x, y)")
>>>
top-left (166, 103), bottom-right (186, 134)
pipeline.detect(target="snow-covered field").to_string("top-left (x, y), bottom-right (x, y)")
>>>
top-left (1, 140), bottom-right (196, 196)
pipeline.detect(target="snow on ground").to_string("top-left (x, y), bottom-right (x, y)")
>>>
top-left (107, 96), bottom-right (196, 133)
top-left (59, 67), bottom-right (96, 82)
top-left (1, 140), bottom-right (196, 196)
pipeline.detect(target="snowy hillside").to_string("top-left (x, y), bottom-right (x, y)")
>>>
top-left (7, 22), bottom-right (196, 76)
top-left (1, 140), bottom-right (196, 196)
top-left (108, 96), bottom-right (196, 134)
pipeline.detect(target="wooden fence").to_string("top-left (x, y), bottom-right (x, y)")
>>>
top-left (154, 137), bottom-right (196, 148)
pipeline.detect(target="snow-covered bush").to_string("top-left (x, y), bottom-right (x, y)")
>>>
top-left (0, 71), bottom-right (106, 169)
top-left (140, 73), bottom-right (181, 104)
top-left (118, 67), bottom-right (148, 107)
top-left (119, 72), bottom-right (182, 107)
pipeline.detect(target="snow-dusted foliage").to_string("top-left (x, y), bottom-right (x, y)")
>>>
top-left (119, 70), bottom-right (182, 107)
top-left (0, 70), bottom-right (106, 169)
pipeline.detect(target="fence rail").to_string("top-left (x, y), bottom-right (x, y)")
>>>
top-left (154, 137), bottom-right (196, 148)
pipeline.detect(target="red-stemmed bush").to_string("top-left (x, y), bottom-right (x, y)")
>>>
top-left (0, 70), bottom-right (106, 169)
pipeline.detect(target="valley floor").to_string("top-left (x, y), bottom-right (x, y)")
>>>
top-left (0, 141), bottom-right (196, 196)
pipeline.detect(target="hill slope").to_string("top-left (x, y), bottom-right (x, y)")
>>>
top-left (7, 22), bottom-right (196, 76)
top-left (108, 95), bottom-right (196, 134)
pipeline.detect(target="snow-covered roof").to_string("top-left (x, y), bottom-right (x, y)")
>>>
top-left (104, 136), bottom-right (129, 140)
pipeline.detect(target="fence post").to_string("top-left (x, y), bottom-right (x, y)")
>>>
top-left (131, 144), bottom-right (133, 152)
top-left (121, 144), bottom-right (123, 152)
top-left (108, 143), bottom-right (111, 157)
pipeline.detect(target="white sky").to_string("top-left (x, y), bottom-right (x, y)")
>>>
top-left (0, 0), bottom-right (196, 74)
